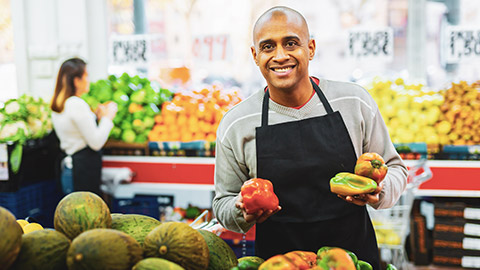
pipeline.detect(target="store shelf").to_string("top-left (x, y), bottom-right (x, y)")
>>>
top-left (103, 156), bottom-right (480, 198)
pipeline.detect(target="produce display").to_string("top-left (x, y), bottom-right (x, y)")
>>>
top-left (438, 80), bottom-right (480, 145)
top-left (365, 78), bottom-right (444, 145)
top-left (0, 193), bottom-right (400, 270)
top-left (148, 85), bottom-right (242, 142)
top-left (366, 78), bottom-right (480, 147)
top-left (82, 73), bottom-right (173, 144)
top-left (0, 94), bottom-right (53, 172)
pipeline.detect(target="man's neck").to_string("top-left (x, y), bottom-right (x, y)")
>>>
top-left (268, 77), bottom-right (314, 107)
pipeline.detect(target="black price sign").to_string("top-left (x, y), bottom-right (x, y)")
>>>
top-left (347, 28), bottom-right (393, 60)
top-left (110, 35), bottom-right (149, 66)
top-left (445, 27), bottom-right (480, 63)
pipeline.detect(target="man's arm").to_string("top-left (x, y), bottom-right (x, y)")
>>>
top-left (365, 106), bottom-right (408, 209)
top-left (212, 138), bottom-right (255, 233)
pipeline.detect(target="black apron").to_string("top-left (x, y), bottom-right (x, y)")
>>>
top-left (72, 147), bottom-right (102, 196)
top-left (255, 78), bottom-right (380, 269)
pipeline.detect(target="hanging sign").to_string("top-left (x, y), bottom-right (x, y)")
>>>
top-left (346, 27), bottom-right (394, 61)
top-left (192, 34), bottom-right (231, 62)
top-left (110, 34), bottom-right (165, 66)
top-left (444, 26), bottom-right (480, 63)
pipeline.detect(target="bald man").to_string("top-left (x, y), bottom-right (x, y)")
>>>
top-left (213, 6), bottom-right (407, 267)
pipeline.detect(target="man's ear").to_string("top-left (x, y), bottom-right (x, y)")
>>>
top-left (308, 39), bottom-right (316, 60)
top-left (251, 46), bottom-right (259, 66)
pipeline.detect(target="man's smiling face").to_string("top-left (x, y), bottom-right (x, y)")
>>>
top-left (251, 11), bottom-right (315, 93)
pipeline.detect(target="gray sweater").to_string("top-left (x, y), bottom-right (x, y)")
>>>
top-left (213, 78), bottom-right (408, 233)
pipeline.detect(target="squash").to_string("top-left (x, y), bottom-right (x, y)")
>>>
top-left (54, 191), bottom-right (112, 239)
top-left (132, 257), bottom-right (184, 270)
top-left (66, 228), bottom-right (143, 270)
top-left (198, 229), bottom-right (238, 270)
top-left (111, 213), bottom-right (161, 247)
top-left (10, 229), bottom-right (70, 270)
top-left (143, 222), bottom-right (209, 270)
top-left (0, 206), bottom-right (22, 270)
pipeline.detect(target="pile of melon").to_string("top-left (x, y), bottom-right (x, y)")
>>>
top-left (0, 191), bottom-right (239, 270)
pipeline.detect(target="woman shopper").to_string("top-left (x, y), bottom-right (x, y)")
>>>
top-left (50, 58), bottom-right (117, 196)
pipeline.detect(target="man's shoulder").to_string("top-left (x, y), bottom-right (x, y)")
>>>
top-left (221, 89), bottom-right (263, 122)
top-left (321, 79), bottom-right (368, 96)
top-left (217, 89), bottom-right (263, 139)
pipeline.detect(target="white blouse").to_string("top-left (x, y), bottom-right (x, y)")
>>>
top-left (51, 96), bottom-right (113, 156)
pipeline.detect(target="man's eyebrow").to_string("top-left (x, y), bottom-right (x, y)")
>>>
top-left (258, 35), bottom-right (301, 47)
top-left (258, 39), bottom-right (274, 47)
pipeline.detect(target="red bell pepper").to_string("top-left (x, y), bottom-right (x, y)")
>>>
top-left (241, 178), bottom-right (279, 215)
top-left (354, 152), bottom-right (388, 183)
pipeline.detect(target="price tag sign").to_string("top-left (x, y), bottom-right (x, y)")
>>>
top-left (192, 34), bottom-right (231, 62)
top-left (444, 26), bottom-right (480, 63)
top-left (109, 34), bottom-right (165, 66)
top-left (347, 27), bottom-right (394, 61)
top-left (0, 144), bottom-right (8, 181)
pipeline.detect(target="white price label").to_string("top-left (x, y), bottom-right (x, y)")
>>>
top-left (110, 34), bottom-right (165, 66)
top-left (444, 26), bottom-right (480, 63)
top-left (464, 223), bottom-right (480, 237)
top-left (464, 208), bottom-right (480, 220)
top-left (347, 27), bottom-right (394, 61)
top-left (0, 144), bottom-right (8, 181)
top-left (462, 237), bottom-right (480, 250)
top-left (192, 34), bottom-right (231, 62)
top-left (462, 256), bottom-right (480, 268)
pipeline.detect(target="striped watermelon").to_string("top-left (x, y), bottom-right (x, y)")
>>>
top-left (54, 192), bottom-right (112, 240)
top-left (10, 229), bottom-right (71, 270)
top-left (198, 229), bottom-right (238, 270)
top-left (0, 206), bottom-right (23, 270)
top-left (67, 228), bottom-right (143, 270)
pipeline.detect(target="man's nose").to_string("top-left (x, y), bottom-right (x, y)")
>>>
top-left (273, 46), bottom-right (289, 61)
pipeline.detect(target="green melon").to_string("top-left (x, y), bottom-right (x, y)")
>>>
top-left (10, 229), bottom-right (71, 270)
top-left (132, 258), bottom-right (185, 270)
top-left (143, 222), bottom-right (209, 270)
top-left (111, 214), bottom-right (161, 247)
top-left (198, 229), bottom-right (238, 270)
top-left (66, 228), bottom-right (143, 270)
top-left (0, 206), bottom-right (23, 270)
top-left (54, 191), bottom-right (112, 239)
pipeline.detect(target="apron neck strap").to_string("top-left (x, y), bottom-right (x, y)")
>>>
top-left (261, 78), bottom-right (334, 127)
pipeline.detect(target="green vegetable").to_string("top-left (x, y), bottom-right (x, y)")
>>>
top-left (386, 264), bottom-right (398, 270)
top-left (317, 246), bottom-right (358, 265)
top-left (330, 172), bottom-right (377, 196)
top-left (356, 260), bottom-right (373, 270)
top-left (237, 259), bottom-right (261, 270)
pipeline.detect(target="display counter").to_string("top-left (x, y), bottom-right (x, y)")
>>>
top-left (102, 156), bottom-right (480, 198)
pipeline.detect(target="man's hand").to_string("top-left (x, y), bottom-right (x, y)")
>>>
top-left (337, 181), bottom-right (383, 206)
top-left (235, 194), bottom-right (281, 223)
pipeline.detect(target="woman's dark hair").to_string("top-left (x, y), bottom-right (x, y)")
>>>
top-left (50, 58), bottom-right (87, 113)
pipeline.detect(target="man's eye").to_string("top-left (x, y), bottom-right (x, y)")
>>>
top-left (286, 41), bottom-right (297, 48)
top-left (262, 44), bottom-right (273, 51)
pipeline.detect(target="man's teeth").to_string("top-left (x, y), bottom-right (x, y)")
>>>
top-left (273, 67), bottom-right (292, 72)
